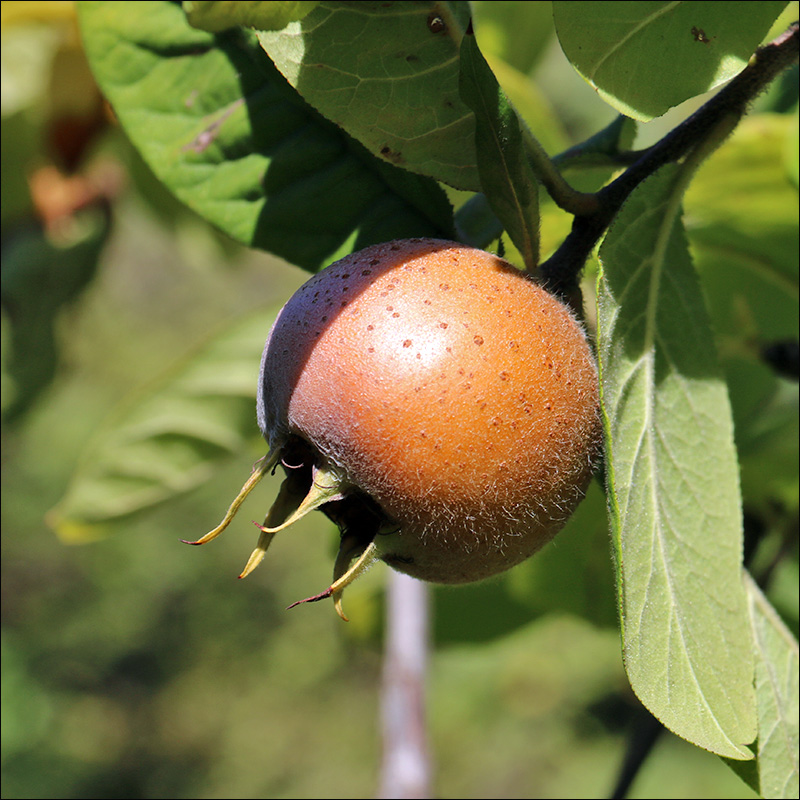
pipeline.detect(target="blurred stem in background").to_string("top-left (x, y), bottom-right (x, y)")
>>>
top-left (380, 572), bottom-right (432, 799)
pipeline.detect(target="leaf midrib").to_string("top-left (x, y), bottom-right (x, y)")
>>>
top-left (629, 184), bottom-right (747, 752)
top-left (588, 0), bottom-right (682, 81)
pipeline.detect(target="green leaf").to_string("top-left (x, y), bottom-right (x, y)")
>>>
top-left (459, 28), bottom-right (539, 271)
top-left (77, 0), bottom-right (453, 272)
top-left (744, 573), bottom-right (800, 799)
top-left (257, 1), bottom-right (481, 191)
top-left (47, 311), bottom-right (276, 541)
top-left (596, 165), bottom-right (757, 758)
top-left (183, 0), bottom-right (318, 32)
top-left (553, 1), bottom-right (788, 121)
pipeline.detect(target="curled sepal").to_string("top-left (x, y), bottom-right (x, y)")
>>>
top-left (331, 534), bottom-right (375, 621)
top-left (257, 461), bottom-right (348, 534)
top-left (237, 460), bottom-right (349, 579)
top-left (237, 523), bottom-right (277, 579)
top-left (181, 450), bottom-right (279, 546)
top-left (287, 541), bottom-right (379, 622)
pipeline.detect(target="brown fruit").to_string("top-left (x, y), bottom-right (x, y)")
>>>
top-left (193, 238), bottom-right (602, 617)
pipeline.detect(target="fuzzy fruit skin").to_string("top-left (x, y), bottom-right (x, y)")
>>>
top-left (258, 239), bottom-right (601, 584)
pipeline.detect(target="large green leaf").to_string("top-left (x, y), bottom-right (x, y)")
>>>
top-left (596, 165), bottom-right (757, 758)
top-left (77, 1), bottom-right (453, 272)
top-left (48, 311), bottom-right (275, 541)
top-left (553, 1), bottom-right (787, 121)
top-left (257, 1), bottom-right (481, 191)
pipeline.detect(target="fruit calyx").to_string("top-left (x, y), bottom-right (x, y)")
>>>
top-left (185, 434), bottom-right (391, 620)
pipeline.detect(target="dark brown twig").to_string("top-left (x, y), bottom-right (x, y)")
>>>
top-left (540, 22), bottom-right (799, 299)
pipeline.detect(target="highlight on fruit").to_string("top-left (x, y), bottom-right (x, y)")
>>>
top-left (186, 238), bottom-right (602, 619)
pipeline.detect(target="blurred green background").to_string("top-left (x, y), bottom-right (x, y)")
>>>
top-left (2, 2), bottom-right (795, 798)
